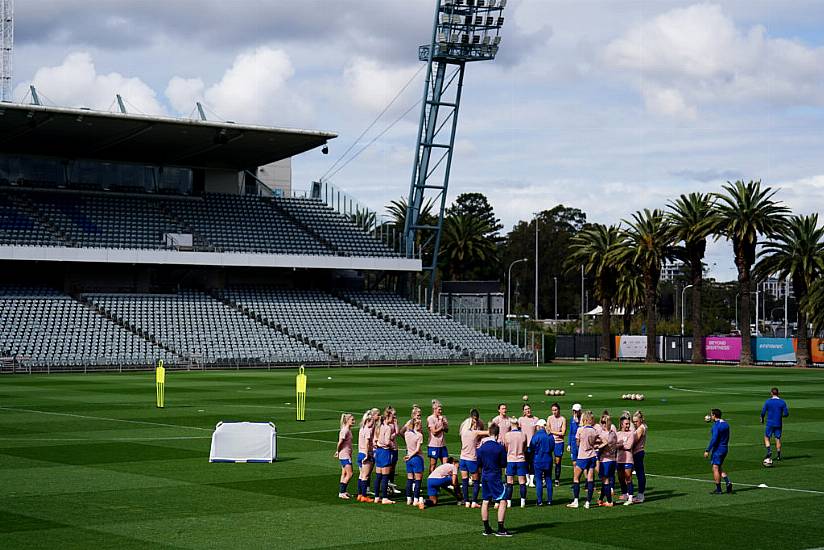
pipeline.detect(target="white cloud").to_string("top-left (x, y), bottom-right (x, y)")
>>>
top-left (604, 3), bottom-right (824, 117)
top-left (13, 51), bottom-right (165, 114)
top-left (164, 46), bottom-right (312, 127)
top-left (343, 57), bottom-right (419, 113)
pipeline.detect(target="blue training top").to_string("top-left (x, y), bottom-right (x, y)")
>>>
top-left (476, 439), bottom-right (507, 479)
top-left (568, 417), bottom-right (579, 449)
top-left (530, 429), bottom-right (553, 468)
top-left (706, 419), bottom-right (730, 453)
top-left (761, 397), bottom-right (789, 427)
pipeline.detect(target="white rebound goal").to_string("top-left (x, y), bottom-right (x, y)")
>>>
top-left (209, 421), bottom-right (278, 463)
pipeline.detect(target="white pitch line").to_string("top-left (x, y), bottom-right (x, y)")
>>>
top-left (644, 472), bottom-right (824, 496)
top-left (0, 436), bottom-right (211, 442)
top-left (0, 406), bottom-right (212, 432)
top-left (668, 385), bottom-right (758, 396)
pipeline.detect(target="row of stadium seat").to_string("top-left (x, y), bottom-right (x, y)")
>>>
top-left (0, 189), bottom-right (397, 257)
top-left (0, 287), bottom-right (528, 368)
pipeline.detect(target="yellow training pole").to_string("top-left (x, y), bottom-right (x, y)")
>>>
top-left (156, 359), bottom-right (166, 408)
top-left (296, 365), bottom-right (307, 421)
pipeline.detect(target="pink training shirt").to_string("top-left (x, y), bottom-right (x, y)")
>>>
top-left (430, 462), bottom-right (458, 479)
top-left (547, 415), bottom-right (566, 444)
top-left (596, 424), bottom-right (618, 462)
top-left (358, 424), bottom-right (373, 455)
top-left (490, 415), bottom-right (511, 443)
top-left (616, 430), bottom-right (635, 464)
top-left (633, 423), bottom-right (647, 454)
top-left (460, 429), bottom-right (483, 461)
top-left (504, 429), bottom-right (527, 463)
top-left (376, 422), bottom-right (395, 449)
top-left (405, 429), bottom-right (424, 458)
top-left (389, 420), bottom-right (399, 450)
top-left (518, 416), bottom-right (538, 446)
top-left (576, 425), bottom-right (598, 459)
top-left (338, 427), bottom-right (353, 460)
top-left (427, 414), bottom-right (448, 448)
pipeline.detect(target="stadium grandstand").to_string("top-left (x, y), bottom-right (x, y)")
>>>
top-left (0, 102), bottom-right (530, 372)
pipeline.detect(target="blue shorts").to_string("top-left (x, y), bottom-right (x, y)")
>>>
top-left (711, 450), bottom-right (727, 466)
top-left (427, 476), bottom-right (452, 496)
top-left (506, 462), bottom-right (528, 477)
top-left (576, 457), bottom-right (597, 470)
top-left (459, 459), bottom-right (478, 474)
top-left (765, 425), bottom-right (782, 439)
top-left (428, 446), bottom-right (448, 459)
top-left (339, 459), bottom-right (352, 467)
top-left (357, 452), bottom-right (371, 468)
top-left (375, 448), bottom-right (392, 468)
top-left (389, 449), bottom-right (399, 465)
top-left (481, 476), bottom-right (506, 501)
top-left (553, 442), bottom-right (565, 457)
top-left (569, 446), bottom-right (578, 462)
top-left (618, 463), bottom-right (634, 471)
top-left (406, 455), bottom-right (424, 474)
top-left (599, 461), bottom-right (616, 478)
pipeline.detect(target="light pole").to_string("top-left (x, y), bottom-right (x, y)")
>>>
top-left (784, 275), bottom-right (789, 338)
top-left (507, 258), bottom-right (528, 317)
top-left (681, 284), bottom-right (694, 336)
top-left (553, 276), bottom-right (558, 321)
top-left (580, 265), bottom-right (585, 334)
top-left (534, 212), bottom-right (539, 321)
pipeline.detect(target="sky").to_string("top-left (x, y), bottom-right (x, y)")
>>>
top-left (9, 0), bottom-right (824, 281)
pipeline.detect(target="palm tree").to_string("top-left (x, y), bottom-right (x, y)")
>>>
top-left (755, 214), bottom-right (824, 367)
top-left (612, 209), bottom-right (675, 363)
top-left (806, 278), bottom-right (824, 334)
top-left (715, 180), bottom-right (789, 365)
top-left (667, 193), bottom-right (721, 364)
top-left (566, 224), bottom-right (622, 361)
top-left (615, 269), bottom-right (644, 334)
top-left (385, 197), bottom-right (435, 255)
top-left (439, 214), bottom-right (498, 280)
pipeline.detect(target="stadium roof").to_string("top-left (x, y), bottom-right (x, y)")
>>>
top-left (0, 103), bottom-right (337, 170)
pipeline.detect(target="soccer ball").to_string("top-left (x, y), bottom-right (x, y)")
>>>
top-left (704, 414), bottom-right (712, 423)
top-left (630, 394), bottom-right (637, 400)
top-left (638, 394), bottom-right (645, 401)
top-left (545, 389), bottom-right (551, 396)
top-left (560, 390), bottom-right (566, 396)
top-left (621, 394), bottom-right (627, 400)
top-left (523, 394), bottom-right (529, 401)
top-left (763, 458), bottom-right (773, 467)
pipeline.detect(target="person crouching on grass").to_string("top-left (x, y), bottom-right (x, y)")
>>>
top-left (477, 423), bottom-right (512, 537)
top-left (335, 413), bottom-right (355, 499)
top-left (705, 408), bottom-right (733, 495)
top-left (423, 456), bottom-right (460, 508)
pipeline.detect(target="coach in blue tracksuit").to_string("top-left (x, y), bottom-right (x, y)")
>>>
top-left (530, 419), bottom-right (554, 505)
top-left (704, 409), bottom-right (733, 494)
top-left (761, 387), bottom-right (789, 461)
top-left (477, 423), bottom-right (512, 537)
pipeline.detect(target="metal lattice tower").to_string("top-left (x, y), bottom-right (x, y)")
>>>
top-left (404, 0), bottom-right (505, 305)
top-left (0, 0), bottom-right (12, 102)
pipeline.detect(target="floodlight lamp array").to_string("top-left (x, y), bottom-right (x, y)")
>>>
top-left (420, 0), bottom-right (506, 62)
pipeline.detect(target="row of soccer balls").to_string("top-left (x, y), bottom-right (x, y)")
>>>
top-left (621, 394), bottom-right (646, 401)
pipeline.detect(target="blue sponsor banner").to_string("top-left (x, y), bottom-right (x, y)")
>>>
top-left (754, 338), bottom-right (796, 362)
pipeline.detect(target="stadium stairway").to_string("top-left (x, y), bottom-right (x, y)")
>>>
top-left (207, 290), bottom-right (337, 360)
top-left (265, 199), bottom-right (341, 256)
top-left (77, 294), bottom-right (185, 361)
top-left (6, 193), bottom-right (70, 246)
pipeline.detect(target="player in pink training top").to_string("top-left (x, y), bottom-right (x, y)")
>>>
top-left (427, 399), bottom-right (449, 473)
top-left (518, 403), bottom-right (539, 487)
top-left (567, 410), bottom-right (599, 509)
top-left (489, 403), bottom-right (511, 444)
top-left (615, 416), bottom-right (636, 505)
top-left (595, 411), bottom-right (618, 507)
top-left (335, 413), bottom-right (355, 500)
top-left (459, 409), bottom-right (489, 508)
top-left (373, 407), bottom-right (397, 504)
top-left (356, 408), bottom-right (380, 502)
top-left (424, 457), bottom-right (460, 507)
top-left (547, 402), bottom-right (567, 487)
top-left (403, 418), bottom-right (425, 508)
top-left (504, 418), bottom-right (528, 507)
top-left (632, 410), bottom-right (648, 503)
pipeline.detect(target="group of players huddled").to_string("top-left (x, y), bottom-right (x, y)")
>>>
top-left (334, 399), bottom-right (648, 536)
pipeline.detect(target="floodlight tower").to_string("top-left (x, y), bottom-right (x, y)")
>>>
top-left (404, 0), bottom-right (505, 306)
top-left (0, 0), bottom-right (12, 102)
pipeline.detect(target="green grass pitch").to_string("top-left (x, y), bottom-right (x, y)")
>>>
top-left (2, 362), bottom-right (824, 549)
